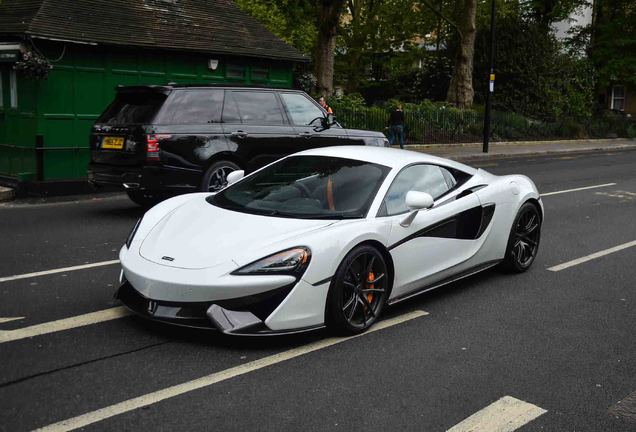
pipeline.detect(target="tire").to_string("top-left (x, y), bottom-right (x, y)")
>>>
top-left (200, 160), bottom-right (241, 192)
top-left (326, 245), bottom-right (389, 335)
top-left (126, 190), bottom-right (159, 208)
top-left (499, 202), bottom-right (542, 273)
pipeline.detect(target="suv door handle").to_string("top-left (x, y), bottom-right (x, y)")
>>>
top-left (298, 132), bottom-right (313, 139)
top-left (231, 131), bottom-right (248, 139)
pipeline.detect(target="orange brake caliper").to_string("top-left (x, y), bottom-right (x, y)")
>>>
top-left (366, 271), bottom-right (375, 303)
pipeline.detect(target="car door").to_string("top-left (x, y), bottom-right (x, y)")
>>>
top-left (222, 90), bottom-right (296, 173)
top-left (153, 89), bottom-right (227, 172)
top-left (278, 92), bottom-right (347, 148)
top-left (382, 164), bottom-right (484, 300)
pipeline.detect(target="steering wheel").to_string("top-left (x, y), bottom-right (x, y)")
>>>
top-left (293, 181), bottom-right (312, 198)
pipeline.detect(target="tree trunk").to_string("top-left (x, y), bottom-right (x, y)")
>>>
top-left (446, 0), bottom-right (477, 108)
top-left (315, 0), bottom-right (345, 96)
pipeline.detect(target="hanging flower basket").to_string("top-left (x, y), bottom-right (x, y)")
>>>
top-left (14, 51), bottom-right (52, 79)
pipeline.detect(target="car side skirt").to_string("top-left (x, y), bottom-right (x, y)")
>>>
top-left (387, 259), bottom-right (501, 305)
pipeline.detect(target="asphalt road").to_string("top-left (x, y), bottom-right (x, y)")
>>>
top-left (1, 149), bottom-right (636, 431)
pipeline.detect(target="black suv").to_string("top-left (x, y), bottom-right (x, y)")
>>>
top-left (88, 85), bottom-right (388, 205)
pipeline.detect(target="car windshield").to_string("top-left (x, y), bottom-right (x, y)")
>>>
top-left (209, 156), bottom-right (391, 219)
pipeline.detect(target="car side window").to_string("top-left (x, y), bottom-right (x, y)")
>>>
top-left (230, 91), bottom-right (284, 125)
top-left (280, 93), bottom-right (324, 126)
top-left (381, 164), bottom-right (452, 216)
top-left (155, 90), bottom-right (223, 124)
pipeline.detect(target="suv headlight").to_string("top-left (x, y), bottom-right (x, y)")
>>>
top-left (232, 247), bottom-right (311, 276)
top-left (125, 218), bottom-right (142, 248)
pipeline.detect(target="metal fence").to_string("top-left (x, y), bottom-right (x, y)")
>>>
top-left (331, 106), bottom-right (636, 144)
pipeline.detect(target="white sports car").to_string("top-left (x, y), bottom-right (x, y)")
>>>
top-left (117, 146), bottom-right (542, 335)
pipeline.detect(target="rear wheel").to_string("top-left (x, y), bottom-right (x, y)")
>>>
top-left (500, 202), bottom-right (541, 272)
top-left (326, 245), bottom-right (389, 335)
top-left (201, 160), bottom-right (240, 192)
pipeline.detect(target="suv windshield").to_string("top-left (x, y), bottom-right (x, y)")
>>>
top-left (210, 156), bottom-right (390, 219)
top-left (97, 91), bottom-right (167, 124)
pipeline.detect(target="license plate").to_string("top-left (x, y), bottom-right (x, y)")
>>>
top-left (102, 136), bottom-right (124, 150)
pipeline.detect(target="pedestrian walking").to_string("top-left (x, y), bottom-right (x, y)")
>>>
top-left (388, 105), bottom-right (405, 149)
top-left (318, 96), bottom-right (333, 114)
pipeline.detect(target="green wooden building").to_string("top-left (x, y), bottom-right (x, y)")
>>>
top-left (0, 0), bottom-right (305, 192)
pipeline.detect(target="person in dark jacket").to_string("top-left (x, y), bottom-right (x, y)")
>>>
top-left (388, 105), bottom-right (405, 149)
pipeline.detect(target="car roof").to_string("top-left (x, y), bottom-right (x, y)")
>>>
top-left (292, 146), bottom-right (478, 174)
top-left (115, 84), bottom-right (303, 92)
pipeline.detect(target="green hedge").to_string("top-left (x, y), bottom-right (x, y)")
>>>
top-left (329, 99), bottom-right (636, 144)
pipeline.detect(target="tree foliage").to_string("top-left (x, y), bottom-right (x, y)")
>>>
top-left (590, 0), bottom-right (636, 87)
top-left (473, 16), bottom-right (595, 121)
top-left (234, 0), bottom-right (317, 55)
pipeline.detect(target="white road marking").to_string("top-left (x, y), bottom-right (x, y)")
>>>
top-left (446, 395), bottom-right (547, 432)
top-left (0, 259), bottom-right (120, 283)
top-left (0, 307), bottom-right (131, 344)
top-left (0, 316), bottom-right (25, 324)
top-left (541, 183), bottom-right (616, 196)
top-left (548, 240), bottom-right (636, 272)
top-left (35, 310), bottom-right (429, 432)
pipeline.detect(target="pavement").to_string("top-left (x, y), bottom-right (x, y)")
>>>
top-left (1, 149), bottom-right (636, 431)
top-left (408, 137), bottom-right (636, 161)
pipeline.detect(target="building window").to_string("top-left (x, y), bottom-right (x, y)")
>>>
top-left (611, 85), bottom-right (625, 111)
top-left (9, 69), bottom-right (17, 108)
top-left (226, 65), bottom-right (245, 79)
top-left (251, 67), bottom-right (269, 82)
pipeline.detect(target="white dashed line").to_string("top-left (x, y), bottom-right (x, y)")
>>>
top-left (447, 395), bottom-right (547, 432)
top-left (0, 307), bottom-right (131, 344)
top-left (34, 310), bottom-right (429, 432)
top-left (548, 240), bottom-right (636, 272)
top-left (0, 259), bottom-right (120, 283)
top-left (541, 183), bottom-right (616, 196)
top-left (0, 316), bottom-right (25, 324)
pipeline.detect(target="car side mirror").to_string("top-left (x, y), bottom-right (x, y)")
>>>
top-left (321, 113), bottom-right (336, 129)
top-left (226, 170), bottom-right (244, 186)
top-left (406, 191), bottom-right (434, 210)
top-left (400, 191), bottom-right (434, 227)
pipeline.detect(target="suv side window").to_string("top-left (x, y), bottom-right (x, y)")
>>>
top-left (229, 91), bottom-right (284, 125)
top-left (280, 93), bottom-right (324, 126)
top-left (155, 90), bottom-right (223, 124)
top-left (381, 164), bottom-right (453, 216)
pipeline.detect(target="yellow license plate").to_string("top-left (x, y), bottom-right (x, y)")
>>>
top-left (102, 136), bottom-right (124, 150)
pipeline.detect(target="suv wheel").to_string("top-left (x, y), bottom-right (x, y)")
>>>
top-left (201, 160), bottom-right (240, 192)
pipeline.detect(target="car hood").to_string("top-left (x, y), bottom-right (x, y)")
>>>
top-left (139, 197), bottom-right (335, 269)
top-left (345, 128), bottom-right (385, 138)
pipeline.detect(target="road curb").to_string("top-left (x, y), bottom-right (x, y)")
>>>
top-left (0, 186), bottom-right (15, 202)
top-left (405, 138), bottom-right (636, 149)
top-left (407, 143), bottom-right (636, 163)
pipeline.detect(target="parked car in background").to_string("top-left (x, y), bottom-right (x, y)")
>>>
top-left (88, 85), bottom-right (388, 205)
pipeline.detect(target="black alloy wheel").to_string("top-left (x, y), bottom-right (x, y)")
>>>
top-left (501, 202), bottom-right (541, 272)
top-left (201, 160), bottom-right (240, 192)
top-left (327, 245), bottom-right (389, 334)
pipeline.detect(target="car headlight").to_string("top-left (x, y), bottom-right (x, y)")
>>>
top-left (125, 218), bottom-right (142, 248)
top-left (232, 247), bottom-right (311, 276)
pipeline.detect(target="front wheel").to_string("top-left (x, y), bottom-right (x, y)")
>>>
top-left (500, 202), bottom-right (542, 272)
top-left (326, 245), bottom-right (389, 335)
top-left (201, 160), bottom-right (240, 192)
